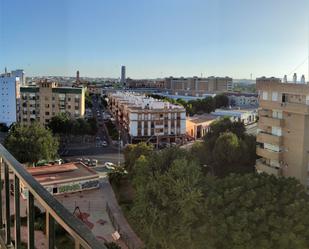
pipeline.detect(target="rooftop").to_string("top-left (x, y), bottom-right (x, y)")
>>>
top-left (187, 114), bottom-right (218, 124)
top-left (110, 91), bottom-right (185, 111)
top-left (26, 162), bottom-right (99, 186)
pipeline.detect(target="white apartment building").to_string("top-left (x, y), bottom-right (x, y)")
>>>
top-left (0, 73), bottom-right (20, 126)
top-left (211, 108), bottom-right (258, 125)
top-left (108, 92), bottom-right (186, 144)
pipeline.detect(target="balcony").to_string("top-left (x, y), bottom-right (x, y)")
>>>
top-left (259, 100), bottom-right (309, 114)
top-left (259, 116), bottom-right (284, 127)
top-left (0, 144), bottom-right (104, 249)
top-left (256, 158), bottom-right (281, 176)
top-left (256, 146), bottom-right (283, 161)
top-left (256, 132), bottom-right (283, 146)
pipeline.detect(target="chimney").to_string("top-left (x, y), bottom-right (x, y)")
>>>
top-left (283, 75), bottom-right (287, 83)
top-left (301, 75), bottom-right (305, 84)
top-left (293, 73), bottom-right (297, 83)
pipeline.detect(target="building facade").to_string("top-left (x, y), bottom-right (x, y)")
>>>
top-left (225, 92), bottom-right (258, 107)
top-left (212, 108), bottom-right (258, 125)
top-left (20, 80), bottom-right (85, 126)
top-left (256, 76), bottom-right (309, 187)
top-left (11, 69), bottom-right (26, 86)
top-left (0, 72), bottom-right (20, 126)
top-left (108, 92), bottom-right (186, 144)
top-left (21, 162), bottom-right (99, 199)
top-left (165, 76), bottom-right (233, 96)
top-left (186, 114), bottom-right (218, 139)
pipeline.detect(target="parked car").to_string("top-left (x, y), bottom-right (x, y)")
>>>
top-left (102, 141), bottom-right (107, 147)
top-left (104, 162), bottom-right (115, 170)
top-left (90, 159), bottom-right (98, 167)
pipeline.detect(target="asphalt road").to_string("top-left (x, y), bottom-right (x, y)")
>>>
top-left (63, 95), bottom-right (124, 165)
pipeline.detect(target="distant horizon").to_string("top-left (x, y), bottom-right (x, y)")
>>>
top-left (1, 0), bottom-right (309, 79)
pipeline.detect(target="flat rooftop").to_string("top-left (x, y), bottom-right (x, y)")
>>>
top-left (110, 91), bottom-right (185, 111)
top-left (187, 114), bottom-right (218, 124)
top-left (26, 162), bottom-right (99, 186)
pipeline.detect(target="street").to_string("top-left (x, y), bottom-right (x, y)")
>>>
top-left (63, 95), bottom-right (124, 166)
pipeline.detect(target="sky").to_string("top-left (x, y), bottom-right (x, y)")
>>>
top-left (0, 0), bottom-right (309, 79)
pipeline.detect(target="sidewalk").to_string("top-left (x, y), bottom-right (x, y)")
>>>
top-left (101, 179), bottom-right (144, 249)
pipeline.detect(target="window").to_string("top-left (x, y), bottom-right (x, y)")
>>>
top-left (272, 110), bottom-right (283, 119)
top-left (262, 91), bottom-right (268, 100)
top-left (272, 126), bottom-right (282, 136)
top-left (45, 112), bottom-right (50, 115)
top-left (272, 92), bottom-right (278, 101)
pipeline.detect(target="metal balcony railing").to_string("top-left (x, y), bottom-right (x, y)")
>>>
top-left (0, 143), bottom-right (105, 249)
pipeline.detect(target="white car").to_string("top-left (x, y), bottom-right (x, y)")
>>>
top-left (104, 162), bottom-right (115, 170)
top-left (102, 141), bottom-right (107, 147)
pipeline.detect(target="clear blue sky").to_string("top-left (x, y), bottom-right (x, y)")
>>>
top-left (0, 0), bottom-right (308, 79)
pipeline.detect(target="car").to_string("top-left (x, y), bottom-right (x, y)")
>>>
top-left (90, 159), bottom-right (98, 167)
top-left (104, 162), bottom-right (115, 170)
top-left (102, 141), bottom-right (107, 147)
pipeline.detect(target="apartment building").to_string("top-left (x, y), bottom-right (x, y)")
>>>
top-left (0, 72), bottom-right (20, 126)
top-left (126, 78), bottom-right (165, 89)
top-left (20, 80), bottom-right (85, 126)
top-left (165, 76), bottom-right (233, 96)
top-left (256, 75), bottom-right (309, 187)
top-left (108, 92), bottom-right (186, 144)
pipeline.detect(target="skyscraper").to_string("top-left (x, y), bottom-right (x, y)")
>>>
top-left (76, 70), bottom-right (80, 84)
top-left (120, 66), bottom-right (126, 85)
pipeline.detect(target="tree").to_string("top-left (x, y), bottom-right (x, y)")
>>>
top-left (200, 97), bottom-right (215, 113)
top-left (85, 91), bottom-right (93, 108)
top-left (213, 132), bottom-right (241, 176)
top-left (104, 242), bottom-right (121, 249)
top-left (48, 113), bottom-right (72, 135)
top-left (123, 142), bottom-right (154, 174)
top-left (202, 174), bottom-right (309, 249)
top-left (131, 157), bottom-right (205, 249)
top-left (214, 94), bottom-right (229, 108)
top-left (4, 123), bottom-right (59, 165)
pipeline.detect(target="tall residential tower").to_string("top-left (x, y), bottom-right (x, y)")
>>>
top-left (256, 75), bottom-right (309, 187)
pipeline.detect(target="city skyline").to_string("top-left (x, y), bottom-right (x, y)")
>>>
top-left (1, 0), bottom-right (309, 79)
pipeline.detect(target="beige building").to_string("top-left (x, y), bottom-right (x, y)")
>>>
top-left (186, 114), bottom-right (218, 139)
top-left (20, 80), bottom-right (85, 126)
top-left (108, 92), bottom-right (186, 144)
top-left (256, 76), bottom-right (309, 186)
top-left (165, 76), bottom-right (233, 96)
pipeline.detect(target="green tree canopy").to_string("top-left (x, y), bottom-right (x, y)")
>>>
top-left (4, 123), bottom-right (59, 165)
top-left (128, 144), bottom-right (309, 249)
top-left (123, 142), bottom-right (154, 174)
top-left (203, 174), bottom-right (309, 249)
top-left (214, 94), bottom-right (229, 108)
top-left (192, 117), bottom-right (255, 176)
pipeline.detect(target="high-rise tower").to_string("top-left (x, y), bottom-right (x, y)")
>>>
top-left (76, 70), bottom-right (80, 84)
top-left (120, 66), bottom-right (126, 85)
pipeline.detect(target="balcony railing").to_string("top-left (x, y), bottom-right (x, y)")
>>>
top-left (258, 116), bottom-right (284, 127)
top-left (256, 146), bottom-right (283, 161)
top-left (259, 100), bottom-right (309, 114)
top-left (0, 143), bottom-right (105, 249)
top-left (256, 158), bottom-right (281, 176)
top-left (256, 132), bottom-right (283, 146)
